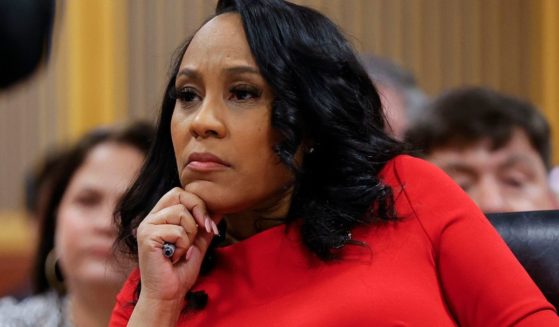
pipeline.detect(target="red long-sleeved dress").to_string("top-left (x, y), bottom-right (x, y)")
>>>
top-left (110, 155), bottom-right (559, 326)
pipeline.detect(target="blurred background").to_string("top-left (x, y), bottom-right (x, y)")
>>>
top-left (0, 0), bottom-right (558, 293)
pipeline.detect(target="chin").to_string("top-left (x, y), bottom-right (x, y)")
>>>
top-left (197, 193), bottom-right (239, 215)
top-left (76, 260), bottom-right (128, 285)
top-left (84, 269), bottom-right (127, 289)
top-left (184, 182), bottom-right (245, 215)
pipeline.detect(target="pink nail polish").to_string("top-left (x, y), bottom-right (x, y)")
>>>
top-left (211, 221), bottom-right (219, 236)
top-left (204, 217), bottom-right (212, 234)
top-left (186, 246), bottom-right (194, 261)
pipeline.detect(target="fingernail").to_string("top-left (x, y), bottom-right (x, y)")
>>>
top-left (192, 207), bottom-right (202, 223)
top-left (204, 217), bottom-right (212, 234)
top-left (186, 246), bottom-right (194, 261)
top-left (211, 221), bottom-right (219, 236)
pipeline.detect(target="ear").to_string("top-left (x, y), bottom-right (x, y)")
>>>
top-left (302, 139), bottom-right (316, 155)
top-left (292, 139), bottom-right (316, 170)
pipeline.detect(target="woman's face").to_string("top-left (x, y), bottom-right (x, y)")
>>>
top-left (55, 142), bottom-right (144, 291)
top-left (171, 13), bottom-right (294, 215)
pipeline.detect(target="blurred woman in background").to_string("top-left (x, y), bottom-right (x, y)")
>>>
top-left (0, 121), bottom-right (154, 327)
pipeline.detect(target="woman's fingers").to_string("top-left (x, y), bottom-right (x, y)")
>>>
top-left (143, 204), bottom-right (198, 241)
top-left (149, 187), bottom-right (216, 232)
top-left (133, 187), bottom-right (222, 306)
top-left (140, 224), bottom-right (194, 264)
top-left (139, 186), bottom-right (222, 264)
top-left (139, 204), bottom-right (202, 263)
top-left (137, 187), bottom-right (223, 267)
top-left (178, 225), bottom-right (214, 277)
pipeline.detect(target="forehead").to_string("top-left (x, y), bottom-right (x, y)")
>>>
top-left (428, 129), bottom-right (545, 172)
top-left (69, 143), bottom-right (143, 191)
top-left (181, 13), bottom-right (255, 68)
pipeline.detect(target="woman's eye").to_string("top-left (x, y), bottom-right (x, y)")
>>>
top-left (173, 87), bottom-right (201, 105)
top-left (230, 85), bottom-right (261, 102)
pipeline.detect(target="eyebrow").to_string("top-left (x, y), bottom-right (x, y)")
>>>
top-left (176, 68), bottom-right (201, 81)
top-left (439, 162), bottom-right (478, 176)
top-left (225, 65), bottom-right (259, 75)
top-left (440, 154), bottom-right (538, 176)
top-left (499, 154), bottom-right (537, 170)
top-left (176, 65), bottom-right (260, 80)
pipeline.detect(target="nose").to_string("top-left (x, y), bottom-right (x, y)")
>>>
top-left (474, 176), bottom-right (509, 213)
top-left (94, 202), bottom-right (117, 237)
top-left (190, 97), bottom-right (226, 139)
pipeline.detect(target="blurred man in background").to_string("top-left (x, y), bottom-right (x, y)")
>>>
top-left (406, 87), bottom-right (558, 213)
top-left (361, 54), bottom-right (428, 140)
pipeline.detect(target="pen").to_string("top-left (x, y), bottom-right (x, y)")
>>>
top-left (162, 242), bottom-right (175, 258)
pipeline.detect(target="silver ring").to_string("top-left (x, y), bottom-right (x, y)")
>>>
top-left (162, 243), bottom-right (176, 258)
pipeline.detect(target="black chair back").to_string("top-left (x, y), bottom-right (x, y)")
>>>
top-left (486, 210), bottom-right (559, 311)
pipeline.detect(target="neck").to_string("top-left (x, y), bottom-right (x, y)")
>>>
top-left (225, 187), bottom-right (293, 241)
top-left (67, 283), bottom-right (120, 327)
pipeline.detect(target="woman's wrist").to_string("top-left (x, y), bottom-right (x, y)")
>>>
top-left (128, 295), bottom-right (184, 327)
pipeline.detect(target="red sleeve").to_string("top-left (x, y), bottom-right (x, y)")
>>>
top-left (109, 268), bottom-right (140, 327)
top-left (391, 156), bottom-right (559, 326)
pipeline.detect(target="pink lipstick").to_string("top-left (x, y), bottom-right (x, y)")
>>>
top-left (186, 152), bottom-right (231, 172)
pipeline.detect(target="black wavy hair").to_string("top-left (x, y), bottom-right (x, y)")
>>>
top-left (116, 0), bottom-right (403, 265)
top-left (32, 121), bottom-right (154, 295)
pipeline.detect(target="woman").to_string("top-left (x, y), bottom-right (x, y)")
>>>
top-left (0, 122), bottom-right (153, 327)
top-left (111, 0), bottom-right (559, 326)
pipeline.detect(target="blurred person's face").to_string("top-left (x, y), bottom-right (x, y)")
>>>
top-left (379, 84), bottom-right (407, 140)
top-left (427, 129), bottom-right (557, 213)
top-left (171, 13), bottom-right (294, 216)
top-left (55, 142), bottom-right (144, 291)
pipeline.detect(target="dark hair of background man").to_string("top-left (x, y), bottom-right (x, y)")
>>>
top-left (405, 87), bottom-right (552, 170)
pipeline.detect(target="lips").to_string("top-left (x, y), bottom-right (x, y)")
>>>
top-left (186, 152), bottom-right (231, 172)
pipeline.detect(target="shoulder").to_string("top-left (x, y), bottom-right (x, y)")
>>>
top-left (380, 155), bottom-right (458, 189)
top-left (111, 268), bottom-right (141, 325)
top-left (380, 155), bottom-right (487, 247)
top-left (115, 267), bottom-right (140, 304)
top-left (380, 154), bottom-right (475, 209)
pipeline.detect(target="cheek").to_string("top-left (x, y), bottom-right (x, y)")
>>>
top-left (55, 207), bottom-right (89, 265)
top-left (237, 120), bottom-right (276, 156)
top-left (171, 110), bottom-right (189, 169)
top-left (520, 184), bottom-right (555, 208)
top-left (240, 123), bottom-right (293, 183)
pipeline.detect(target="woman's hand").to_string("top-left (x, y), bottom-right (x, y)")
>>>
top-left (129, 187), bottom-right (221, 326)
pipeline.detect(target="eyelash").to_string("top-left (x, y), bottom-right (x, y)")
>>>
top-left (171, 87), bottom-right (200, 105)
top-left (171, 84), bottom-right (262, 107)
top-left (229, 84), bottom-right (262, 102)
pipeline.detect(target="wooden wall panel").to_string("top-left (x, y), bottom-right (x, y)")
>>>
top-left (540, 0), bottom-right (559, 164)
top-left (460, 0), bottom-right (482, 86)
top-left (126, 0), bottom-right (215, 121)
top-left (122, 0), bottom-right (559, 163)
top-left (1, 0), bottom-right (559, 246)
